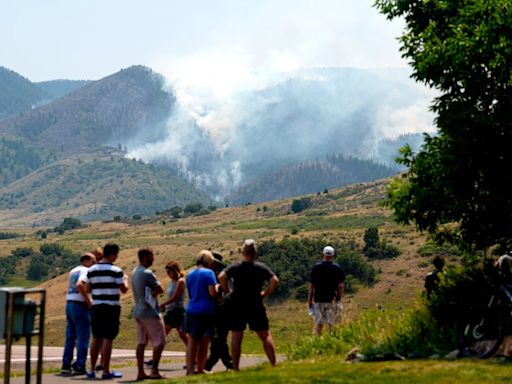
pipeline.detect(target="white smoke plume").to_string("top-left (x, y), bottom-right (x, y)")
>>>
top-left (127, 54), bottom-right (436, 199)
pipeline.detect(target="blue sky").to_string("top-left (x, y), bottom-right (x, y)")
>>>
top-left (0, 0), bottom-right (406, 81)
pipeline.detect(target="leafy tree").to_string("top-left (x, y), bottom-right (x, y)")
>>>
top-left (11, 247), bottom-right (34, 258)
top-left (0, 255), bottom-right (17, 284)
top-left (40, 243), bottom-right (64, 256)
top-left (184, 203), bottom-right (202, 215)
top-left (26, 257), bottom-right (48, 280)
top-left (258, 237), bottom-right (376, 298)
top-left (291, 197), bottom-right (311, 213)
top-left (363, 226), bottom-right (380, 249)
top-left (0, 232), bottom-right (20, 239)
top-left (169, 206), bottom-right (182, 218)
top-left (54, 217), bottom-right (82, 234)
top-left (363, 226), bottom-right (401, 259)
top-left (375, 0), bottom-right (512, 251)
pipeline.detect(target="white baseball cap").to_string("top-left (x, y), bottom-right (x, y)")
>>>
top-left (323, 246), bottom-right (335, 256)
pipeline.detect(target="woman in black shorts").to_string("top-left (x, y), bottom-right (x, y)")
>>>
top-left (159, 261), bottom-right (187, 345)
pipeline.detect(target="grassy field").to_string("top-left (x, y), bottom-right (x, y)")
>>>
top-left (165, 358), bottom-right (512, 384)
top-left (0, 179), bottom-right (430, 355)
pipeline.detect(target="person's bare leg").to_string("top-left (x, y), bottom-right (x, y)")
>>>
top-left (196, 336), bottom-right (210, 374)
top-left (315, 323), bottom-right (323, 336)
top-left (178, 328), bottom-right (188, 345)
top-left (231, 331), bottom-right (244, 371)
top-left (150, 343), bottom-right (165, 377)
top-left (136, 344), bottom-right (149, 379)
top-left (100, 339), bottom-right (113, 374)
top-left (256, 330), bottom-right (276, 366)
top-left (186, 334), bottom-right (198, 375)
top-left (89, 338), bottom-right (101, 373)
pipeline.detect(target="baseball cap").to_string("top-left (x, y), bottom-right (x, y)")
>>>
top-left (323, 246), bottom-right (335, 256)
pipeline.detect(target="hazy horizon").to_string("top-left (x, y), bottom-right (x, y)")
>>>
top-left (1, 0), bottom-right (407, 82)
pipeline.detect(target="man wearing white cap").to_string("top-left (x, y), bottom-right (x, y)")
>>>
top-left (307, 245), bottom-right (345, 335)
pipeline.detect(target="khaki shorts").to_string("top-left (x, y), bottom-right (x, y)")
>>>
top-left (313, 302), bottom-right (341, 326)
top-left (136, 316), bottom-right (166, 348)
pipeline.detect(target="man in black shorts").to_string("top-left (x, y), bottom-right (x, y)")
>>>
top-left (218, 239), bottom-right (279, 370)
top-left (78, 243), bottom-right (129, 379)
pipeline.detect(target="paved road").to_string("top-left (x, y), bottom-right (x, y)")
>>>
top-left (1, 345), bottom-right (276, 383)
top-left (0, 346), bottom-right (185, 366)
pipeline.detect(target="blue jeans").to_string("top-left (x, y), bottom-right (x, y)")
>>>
top-left (62, 301), bottom-right (91, 370)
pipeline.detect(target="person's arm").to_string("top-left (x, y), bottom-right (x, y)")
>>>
top-left (218, 271), bottom-right (229, 293)
top-left (307, 283), bottom-right (315, 308)
top-left (159, 279), bottom-right (185, 309)
top-left (77, 279), bottom-right (93, 308)
top-left (261, 275), bottom-right (279, 298)
top-left (208, 284), bottom-right (217, 298)
top-left (208, 270), bottom-right (218, 298)
top-left (336, 282), bottom-right (344, 301)
top-left (119, 273), bottom-right (129, 294)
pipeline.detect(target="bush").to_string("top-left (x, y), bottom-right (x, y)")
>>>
top-left (258, 237), bottom-right (376, 299)
top-left (291, 197), bottom-right (312, 213)
top-left (11, 247), bottom-right (34, 258)
top-left (363, 227), bottom-right (401, 259)
top-left (0, 232), bottom-right (20, 240)
top-left (184, 203), bottom-right (203, 215)
top-left (0, 255), bottom-right (18, 284)
top-left (26, 257), bottom-right (48, 280)
top-left (54, 217), bottom-right (82, 234)
top-left (288, 257), bottom-right (490, 361)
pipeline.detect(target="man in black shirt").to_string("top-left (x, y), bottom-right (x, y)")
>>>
top-left (218, 239), bottom-right (279, 370)
top-left (307, 245), bottom-right (345, 335)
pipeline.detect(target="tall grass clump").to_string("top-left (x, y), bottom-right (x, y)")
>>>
top-left (288, 257), bottom-right (494, 361)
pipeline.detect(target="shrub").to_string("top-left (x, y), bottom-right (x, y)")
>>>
top-left (184, 203), bottom-right (203, 215)
top-left (11, 247), bottom-right (34, 258)
top-left (0, 255), bottom-right (18, 284)
top-left (0, 232), bottom-right (20, 240)
top-left (168, 206), bottom-right (182, 218)
top-left (258, 237), bottom-right (376, 299)
top-left (291, 197), bottom-right (311, 213)
top-left (287, 257), bottom-right (490, 361)
top-left (363, 227), bottom-right (401, 259)
top-left (54, 217), bottom-right (83, 234)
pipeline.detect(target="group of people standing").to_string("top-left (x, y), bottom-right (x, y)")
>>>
top-left (61, 238), bottom-right (289, 380)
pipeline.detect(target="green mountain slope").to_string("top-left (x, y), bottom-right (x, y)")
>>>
top-left (36, 79), bottom-right (91, 100)
top-left (228, 155), bottom-right (397, 205)
top-left (0, 136), bottom-right (56, 187)
top-left (0, 65), bottom-right (174, 154)
top-left (0, 66), bottom-right (48, 121)
top-left (0, 148), bottom-right (213, 225)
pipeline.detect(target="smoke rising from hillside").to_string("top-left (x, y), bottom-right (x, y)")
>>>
top-left (127, 59), bottom-right (436, 198)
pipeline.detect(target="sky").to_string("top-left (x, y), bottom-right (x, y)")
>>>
top-left (0, 0), bottom-right (407, 82)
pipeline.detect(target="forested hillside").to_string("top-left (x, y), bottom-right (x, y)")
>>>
top-left (0, 65), bottom-right (174, 154)
top-left (36, 79), bottom-right (91, 100)
top-left (0, 148), bottom-right (213, 225)
top-left (228, 155), bottom-right (397, 204)
top-left (0, 66), bottom-right (48, 121)
top-left (0, 136), bottom-right (56, 187)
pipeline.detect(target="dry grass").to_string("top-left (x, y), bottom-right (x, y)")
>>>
top-left (1, 179), bottom-right (429, 352)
